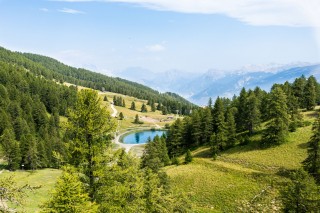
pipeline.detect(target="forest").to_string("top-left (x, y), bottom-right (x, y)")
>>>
top-left (0, 47), bottom-right (194, 115)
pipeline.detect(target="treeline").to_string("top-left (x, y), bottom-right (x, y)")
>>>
top-left (166, 75), bottom-right (320, 157)
top-left (0, 61), bottom-right (77, 170)
top-left (0, 47), bottom-right (194, 115)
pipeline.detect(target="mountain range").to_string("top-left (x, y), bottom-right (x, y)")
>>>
top-left (114, 63), bottom-right (320, 105)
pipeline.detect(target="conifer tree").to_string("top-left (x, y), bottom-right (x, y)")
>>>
top-left (122, 99), bottom-right (126, 107)
top-left (185, 149), bottom-right (193, 164)
top-left (304, 76), bottom-right (317, 110)
top-left (134, 114), bottom-right (140, 124)
top-left (280, 169), bottom-right (320, 212)
top-left (103, 96), bottom-right (108, 102)
top-left (262, 87), bottom-right (289, 146)
top-left (236, 88), bottom-right (248, 131)
top-left (212, 97), bottom-right (227, 150)
top-left (303, 114), bottom-right (320, 183)
top-left (246, 92), bottom-right (261, 134)
top-left (225, 107), bottom-right (237, 148)
top-left (201, 108), bottom-right (213, 144)
top-left (208, 97), bottom-right (213, 109)
top-left (130, 101), bottom-right (136, 110)
top-left (141, 103), bottom-right (148, 112)
top-left (191, 110), bottom-right (202, 146)
top-left (66, 89), bottom-right (115, 198)
top-left (166, 118), bottom-right (184, 157)
top-left (151, 102), bottom-right (156, 112)
top-left (41, 166), bottom-right (97, 213)
top-left (292, 75), bottom-right (307, 108)
top-left (119, 112), bottom-right (124, 120)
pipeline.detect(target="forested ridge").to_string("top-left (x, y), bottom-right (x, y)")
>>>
top-left (0, 47), bottom-right (194, 115)
top-left (0, 47), bottom-right (192, 212)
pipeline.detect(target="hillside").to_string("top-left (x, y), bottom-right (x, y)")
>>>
top-left (166, 111), bottom-right (315, 212)
top-left (0, 46), bottom-right (195, 115)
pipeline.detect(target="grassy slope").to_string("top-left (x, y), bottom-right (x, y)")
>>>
top-left (2, 169), bottom-right (61, 212)
top-left (165, 113), bottom-right (314, 212)
top-left (99, 91), bottom-right (178, 131)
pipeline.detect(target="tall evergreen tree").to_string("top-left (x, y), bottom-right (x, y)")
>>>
top-left (280, 169), bottom-right (320, 213)
top-left (236, 88), bottom-right (248, 132)
top-left (246, 92), bottom-right (261, 134)
top-left (225, 107), bottom-right (238, 148)
top-left (212, 97), bottom-right (227, 150)
top-left (262, 87), bottom-right (289, 146)
top-left (201, 108), bottom-right (213, 144)
top-left (191, 110), bottom-right (202, 146)
top-left (292, 75), bottom-right (307, 108)
top-left (303, 114), bottom-right (320, 183)
top-left (130, 101), bottom-right (136, 110)
top-left (141, 103), bottom-right (148, 112)
top-left (41, 166), bottom-right (97, 213)
top-left (304, 76), bottom-right (317, 110)
top-left (166, 118), bottom-right (184, 157)
top-left (66, 89), bottom-right (115, 198)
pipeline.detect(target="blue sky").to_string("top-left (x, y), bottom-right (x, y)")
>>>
top-left (1, 0), bottom-right (320, 74)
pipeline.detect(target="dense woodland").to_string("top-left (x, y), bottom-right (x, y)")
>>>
top-left (0, 61), bottom-right (77, 170)
top-left (0, 47), bottom-right (194, 115)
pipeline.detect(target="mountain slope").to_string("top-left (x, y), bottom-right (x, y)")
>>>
top-left (0, 47), bottom-right (195, 114)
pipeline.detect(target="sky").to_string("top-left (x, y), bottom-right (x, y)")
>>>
top-left (0, 0), bottom-right (320, 74)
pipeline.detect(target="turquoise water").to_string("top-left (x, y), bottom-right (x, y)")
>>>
top-left (122, 130), bottom-right (166, 144)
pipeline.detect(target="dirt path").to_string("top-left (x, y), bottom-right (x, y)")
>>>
top-left (110, 103), bottom-right (118, 117)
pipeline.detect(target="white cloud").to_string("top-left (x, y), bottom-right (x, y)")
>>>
top-left (52, 0), bottom-right (320, 27)
top-left (58, 8), bottom-right (85, 14)
top-left (40, 8), bottom-right (49, 12)
top-left (145, 44), bottom-right (165, 52)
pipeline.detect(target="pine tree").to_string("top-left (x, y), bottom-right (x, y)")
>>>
top-left (303, 114), bottom-right (320, 183)
top-left (166, 118), bottom-right (184, 157)
top-left (141, 135), bottom-right (170, 172)
top-left (236, 88), bottom-right (248, 131)
top-left (151, 102), bottom-right (156, 112)
top-left (0, 129), bottom-right (21, 171)
top-left (280, 169), bottom-right (320, 212)
top-left (66, 89), bottom-right (115, 198)
top-left (208, 97), bottom-right (213, 109)
top-left (212, 97), bottom-right (227, 150)
top-left (130, 101), bottom-right (136, 110)
top-left (201, 108), bottom-right (213, 144)
top-left (304, 76), bottom-right (317, 110)
top-left (119, 112), bottom-right (124, 120)
top-left (292, 75), bottom-right (307, 108)
top-left (134, 114), bottom-right (140, 124)
top-left (262, 87), bottom-right (289, 146)
top-left (185, 149), bottom-right (193, 164)
top-left (225, 107), bottom-right (237, 148)
top-left (141, 103), bottom-right (148, 112)
top-left (246, 92), bottom-right (261, 134)
top-left (103, 96), bottom-right (108, 102)
top-left (122, 99), bottom-right (126, 107)
top-left (191, 110), bottom-right (202, 146)
top-left (41, 166), bottom-right (97, 213)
